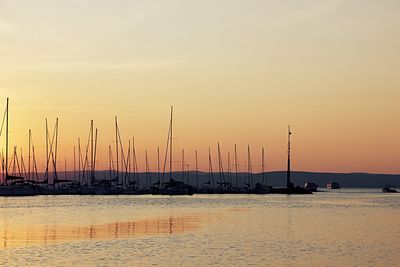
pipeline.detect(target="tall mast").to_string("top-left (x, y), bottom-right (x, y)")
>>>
top-left (128, 139), bottom-right (131, 185)
top-left (74, 146), bottom-right (76, 181)
top-left (93, 128), bottom-right (98, 184)
top-left (115, 116), bottom-right (119, 182)
top-left (217, 142), bottom-right (225, 185)
top-left (20, 148), bottom-right (26, 179)
top-left (186, 163), bottom-right (190, 185)
top-left (132, 137), bottom-right (138, 185)
top-left (90, 120), bottom-right (94, 182)
top-left (157, 146), bottom-right (160, 185)
top-left (125, 140), bottom-right (130, 187)
top-left (169, 106), bottom-right (173, 181)
top-left (32, 146), bottom-right (38, 181)
top-left (78, 137), bottom-right (81, 185)
top-left (195, 150), bottom-right (199, 189)
top-left (287, 125), bottom-right (292, 189)
top-left (234, 144), bottom-right (238, 188)
top-left (181, 149), bottom-right (184, 181)
top-left (45, 118), bottom-right (48, 182)
top-left (227, 152), bottom-right (231, 186)
top-left (1, 149), bottom-right (3, 183)
top-left (247, 145), bottom-right (253, 188)
top-left (64, 157), bottom-right (67, 180)
top-left (5, 98), bottom-right (9, 181)
top-left (28, 129), bottom-right (31, 181)
top-left (208, 147), bottom-right (214, 188)
top-left (55, 118), bottom-right (59, 176)
top-left (262, 147), bottom-right (265, 185)
top-left (145, 150), bottom-right (149, 187)
top-left (54, 118), bottom-right (59, 182)
top-left (108, 145), bottom-right (112, 180)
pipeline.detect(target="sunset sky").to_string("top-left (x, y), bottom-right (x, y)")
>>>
top-left (0, 0), bottom-right (399, 174)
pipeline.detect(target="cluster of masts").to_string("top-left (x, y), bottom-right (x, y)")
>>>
top-left (1, 98), bottom-right (308, 195)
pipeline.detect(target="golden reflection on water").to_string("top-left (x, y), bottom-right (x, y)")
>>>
top-left (1, 214), bottom-right (212, 248)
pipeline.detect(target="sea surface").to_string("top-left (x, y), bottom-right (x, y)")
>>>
top-left (0, 189), bottom-right (399, 266)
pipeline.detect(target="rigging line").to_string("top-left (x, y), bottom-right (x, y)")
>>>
top-left (161, 115), bottom-right (171, 184)
top-left (0, 105), bottom-right (6, 137)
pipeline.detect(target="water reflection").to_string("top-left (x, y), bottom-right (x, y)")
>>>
top-left (1, 214), bottom-right (207, 248)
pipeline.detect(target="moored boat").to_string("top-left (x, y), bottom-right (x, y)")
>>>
top-left (160, 179), bottom-right (194, 195)
top-left (382, 185), bottom-right (398, 193)
top-left (327, 182), bottom-right (341, 189)
top-left (304, 182), bottom-right (318, 192)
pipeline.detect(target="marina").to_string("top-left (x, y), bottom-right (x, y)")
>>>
top-left (0, 99), bottom-right (311, 196)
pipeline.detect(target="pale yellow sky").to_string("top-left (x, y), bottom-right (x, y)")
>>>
top-left (0, 0), bottom-right (399, 173)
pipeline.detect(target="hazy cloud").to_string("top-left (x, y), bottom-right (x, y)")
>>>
top-left (0, 60), bottom-right (184, 72)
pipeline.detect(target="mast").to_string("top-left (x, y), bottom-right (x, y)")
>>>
top-left (20, 148), bottom-right (26, 179)
top-left (169, 106), bottom-right (173, 181)
top-left (28, 129), bottom-right (31, 181)
top-left (227, 152), bottom-right (231, 186)
top-left (45, 118), bottom-right (48, 183)
top-left (1, 150), bottom-right (3, 183)
top-left (54, 118), bottom-right (59, 181)
top-left (145, 150), bottom-right (148, 187)
top-left (116, 123), bottom-right (128, 187)
top-left (115, 116), bottom-right (119, 182)
top-left (195, 150), bottom-right (199, 189)
top-left (90, 120), bottom-right (94, 183)
top-left (234, 144), bottom-right (238, 189)
top-left (161, 107), bottom-right (173, 185)
top-left (217, 142), bottom-right (225, 185)
top-left (208, 147), bottom-right (214, 188)
top-left (287, 125), bottom-right (292, 189)
top-left (78, 137), bottom-right (81, 185)
top-left (262, 147), bottom-right (265, 185)
top-left (128, 139), bottom-right (131, 185)
top-left (186, 163), bottom-right (190, 185)
top-left (108, 145), bottom-right (112, 180)
top-left (157, 146), bottom-right (160, 185)
top-left (5, 98), bottom-right (9, 181)
top-left (12, 146), bottom-right (20, 177)
top-left (181, 149), bottom-right (184, 181)
top-left (64, 157), bottom-right (67, 180)
top-left (132, 137), bottom-right (138, 185)
top-left (32, 146), bottom-right (38, 181)
top-left (247, 145), bottom-right (253, 188)
top-left (93, 128), bottom-right (98, 184)
top-left (125, 140), bottom-right (130, 187)
top-left (74, 146), bottom-right (76, 181)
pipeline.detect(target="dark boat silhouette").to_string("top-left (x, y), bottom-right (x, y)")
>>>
top-left (304, 182), bottom-right (318, 192)
top-left (160, 179), bottom-right (194, 195)
top-left (327, 182), bottom-right (341, 189)
top-left (382, 185), bottom-right (398, 193)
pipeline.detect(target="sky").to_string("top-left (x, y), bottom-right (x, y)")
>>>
top-left (0, 0), bottom-right (399, 174)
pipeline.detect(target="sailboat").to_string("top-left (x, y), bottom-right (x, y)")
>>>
top-left (271, 126), bottom-right (311, 194)
top-left (0, 98), bottom-right (41, 196)
top-left (253, 147), bottom-right (271, 194)
top-left (215, 142), bottom-right (230, 193)
top-left (382, 185), bottom-right (398, 193)
top-left (198, 147), bottom-right (215, 194)
top-left (159, 107), bottom-right (194, 195)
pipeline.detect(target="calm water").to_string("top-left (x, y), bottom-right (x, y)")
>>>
top-left (0, 189), bottom-right (399, 266)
